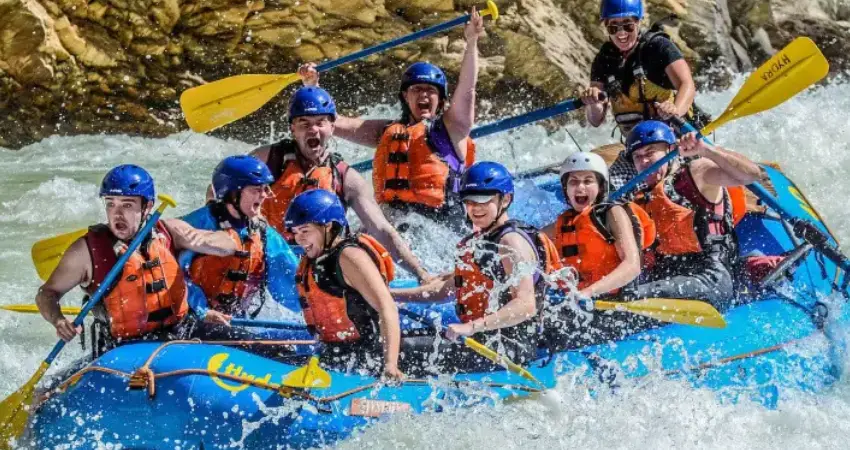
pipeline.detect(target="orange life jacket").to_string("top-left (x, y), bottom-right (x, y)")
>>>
top-left (728, 185), bottom-right (747, 226)
top-left (84, 223), bottom-right (188, 339)
top-left (556, 202), bottom-right (656, 290)
top-left (635, 164), bottom-right (736, 258)
top-left (263, 139), bottom-right (348, 237)
top-left (454, 220), bottom-right (560, 324)
top-left (188, 212), bottom-right (266, 315)
top-left (296, 234), bottom-right (394, 344)
top-left (373, 120), bottom-right (475, 210)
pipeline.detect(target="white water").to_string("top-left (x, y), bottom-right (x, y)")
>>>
top-left (3, 78), bottom-right (850, 448)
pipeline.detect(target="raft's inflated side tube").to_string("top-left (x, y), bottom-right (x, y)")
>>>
top-left (27, 165), bottom-right (848, 449)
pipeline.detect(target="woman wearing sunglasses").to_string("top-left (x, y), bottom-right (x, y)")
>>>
top-left (581, 0), bottom-right (710, 190)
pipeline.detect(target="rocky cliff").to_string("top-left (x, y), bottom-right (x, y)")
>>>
top-left (0, 0), bottom-right (847, 149)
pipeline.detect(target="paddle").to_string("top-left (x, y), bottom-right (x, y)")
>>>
top-left (1, 304), bottom-right (81, 316)
top-left (350, 96), bottom-right (591, 173)
top-left (281, 356), bottom-right (332, 389)
top-left (0, 195), bottom-right (177, 445)
top-left (31, 229), bottom-right (87, 282)
top-left (599, 37), bottom-right (829, 206)
top-left (667, 38), bottom-right (844, 273)
top-left (592, 298), bottom-right (726, 328)
top-left (181, 1), bottom-right (500, 133)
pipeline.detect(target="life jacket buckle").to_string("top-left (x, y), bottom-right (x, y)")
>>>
top-left (142, 257), bottom-right (162, 270)
top-left (234, 250), bottom-right (251, 258)
top-left (145, 279), bottom-right (167, 294)
top-left (561, 245), bottom-right (580, 258)
top-left (387, 152), bottom-right (409, 164)
top-left (226, 269), bottom-right (249, 282)
top-left (454, 274), bottom-right (464, 288)
top-left (215, 293), bottom-right (240, 307)
top-left (385, 179), bottom-right (411, 190)
top-left (391, 132), bottom-right (410, 141)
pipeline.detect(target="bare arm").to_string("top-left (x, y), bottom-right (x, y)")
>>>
top-left (343, 170), bottom-right (431, 281)
top-left (162, 219), bottom-right (237, 256)
top-left (583, 81), bottom-right (608, 127)
top-left (333, 116), bottom-right (391, 148)
top-left (443, 8), bottom-right (484, 159)
top-left (339, 247), bottom-right (402, 377)
top-left (465, 233), bottom-right (538, 333)
top-left (390, 272), bottom-right (454, 303)
top-left (679, 133), bottom-right (764, 200)
top-left (666, 60), bottom-right (696, 117)
top-left (580, 206), bottom-right (641, 297)
top-left (36, 238), bottom-right (91, 341)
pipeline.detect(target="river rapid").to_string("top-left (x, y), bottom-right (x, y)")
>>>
top-left (2, 77), bottom-right (850, 448)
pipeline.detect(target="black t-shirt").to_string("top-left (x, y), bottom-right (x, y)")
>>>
top-left (590, 33), bottom-right (684, 93)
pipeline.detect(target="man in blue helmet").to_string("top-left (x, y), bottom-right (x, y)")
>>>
top-left (35, 165), bottom-right (238, 353)
top-left (296, 8), bottom-right (485, 229)
top-left (248, 86), bottom-right (432, 282)
top-left (392, 162), bottom-right (562, 373)
top-left (623, 122), bottom-right (763, 309)
top-left (181, 155), bottom-right (301, 332)
top-left (581, 0), bottom-right (709, 190)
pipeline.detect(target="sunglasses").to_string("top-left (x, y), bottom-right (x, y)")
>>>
top-left (606, 22), bottom-right (637, 35)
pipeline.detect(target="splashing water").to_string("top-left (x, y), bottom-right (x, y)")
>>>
top-left (3, 78), bottom-right (850, 448)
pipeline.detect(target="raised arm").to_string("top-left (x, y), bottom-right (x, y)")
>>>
top-left (443, 7), bottom-right (484, 157)
top-left (343, 169), bottom-right (431, 281)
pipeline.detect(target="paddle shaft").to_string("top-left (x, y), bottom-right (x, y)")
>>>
top-left (43, 202), bottom-right (172, 364)
top-left (677, 121), bottom-right (850, 273)
top-left (316, 8), bottom-right (492, 74)
top-left (230, 318), bottom-right (306, 330)
top-left (350, 97), bottom-right (586, 172)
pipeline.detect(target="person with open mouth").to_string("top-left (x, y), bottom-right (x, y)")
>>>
top-left (296, 7), bottom-right (486, 233)
top-left (543, 151), bottom-right (655, 301)
top-left (246, 86), bottom-right (432, 283)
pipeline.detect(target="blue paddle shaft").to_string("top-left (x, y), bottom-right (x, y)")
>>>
top-left (317, 14), bottom-right (474, 73)
top-left (677, 121), bottom-right (850, 273)
top-left (231, 318), bottom-right (306, 331)
top-left (608, 149), bottom-right (679, 202)
top-left (44, 209), bottom-right (169, 364)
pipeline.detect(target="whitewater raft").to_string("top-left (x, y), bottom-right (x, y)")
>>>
top-left (25, 164), bottom-right (850, 449)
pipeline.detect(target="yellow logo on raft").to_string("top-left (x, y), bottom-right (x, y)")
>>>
top-left (207, 352), bottom-right (273, 393)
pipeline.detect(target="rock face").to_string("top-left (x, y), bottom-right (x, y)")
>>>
top-left (0, 0), bottom-right (846, 149)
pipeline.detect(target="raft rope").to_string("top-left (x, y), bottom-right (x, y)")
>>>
top-left (42, 338), bottom-right (541, 408)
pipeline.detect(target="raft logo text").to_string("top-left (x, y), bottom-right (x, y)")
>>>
top-left (207, 352), bottom-right (274, 393)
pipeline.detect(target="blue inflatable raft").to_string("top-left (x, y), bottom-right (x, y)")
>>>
top-left (25, 165), bottom-right (850, 449)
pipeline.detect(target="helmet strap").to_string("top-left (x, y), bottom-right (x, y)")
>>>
top-left (483, 194), bottom-right (510, 233)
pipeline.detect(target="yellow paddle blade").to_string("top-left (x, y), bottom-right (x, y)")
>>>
top-left (1, 304), bottom-right (82, 315)
top-left (31, 229), bottom-right (87, 281)
top-left (702, 37), bottom-right (829, 135)
top-left (282, 356), bottom-right (331, 389)
top-left (464, 338), bottom-right (545, 389)
top-left (180, 73), bottom-right (301, 133)
top-left (595, 298), bottom-right (727, 328)
top-left (0, 361), bottom-right (49, 447)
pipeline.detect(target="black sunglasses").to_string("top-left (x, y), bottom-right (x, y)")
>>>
top-left (606, 22), bottom-right (637, 35)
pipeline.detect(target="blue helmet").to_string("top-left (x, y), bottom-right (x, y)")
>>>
top-left (284, 189), bottom-right (347, 230)
top-left (400, 62), bottom-right (448, 99)
top-left (600, 0), bottom-right (643, 20)
top-left (460, 161), bottom-right (515, 198)
top-left (288, 87), bottom-right (337, 123)
top-left (212, 155), bottom-right (274, 200)
top-left (626, 120), bottom-right (677, 156)
top-left (99, 164), bottom-right (155, 202)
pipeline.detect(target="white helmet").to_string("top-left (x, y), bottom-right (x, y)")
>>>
top-left (559, 151), bottom-right (609, 184)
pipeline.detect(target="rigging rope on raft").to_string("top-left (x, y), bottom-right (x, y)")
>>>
top-left (42, 339), bottom-right (542, 407)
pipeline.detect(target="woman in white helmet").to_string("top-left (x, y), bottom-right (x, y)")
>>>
top-left (544, 151), bottom-right (656, 298)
